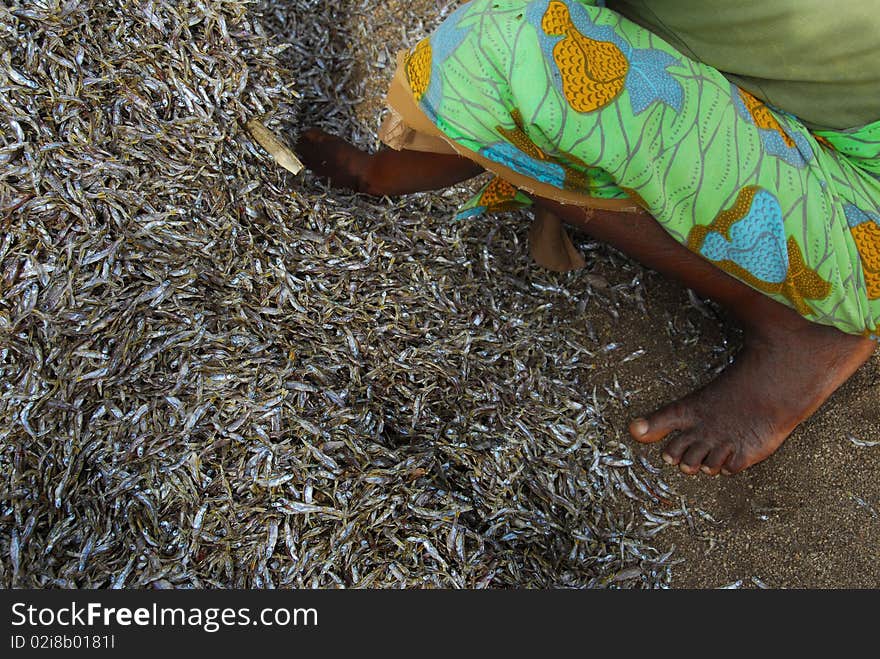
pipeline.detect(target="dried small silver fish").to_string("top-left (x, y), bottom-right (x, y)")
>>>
top-left (0, 0), bottom-right (713, 592)
top-left (847, 434), bottom-right (880, 448)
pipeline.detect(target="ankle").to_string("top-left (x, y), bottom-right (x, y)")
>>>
top-left (733, 293), bottom-right (811, 337)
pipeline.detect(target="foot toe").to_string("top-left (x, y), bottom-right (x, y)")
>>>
top-left (679, 441), bottom-right (712, 475)
top-left (721, 451), bottom-right (749, 476)
top-left (701, 445), bottom-right (733, 475)
top-left (661, 432), bottom-right (695, 466)
top-left (630, 401), bottom-right (695, 444)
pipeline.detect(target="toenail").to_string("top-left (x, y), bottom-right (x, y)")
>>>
top-left (631, 418), bottom-right (649, 436)
top-left (662, 453), bottom-right (675, 465)
top-left (700, 465), bottom-right (713, 475)
top-left (721, 468), bottom-right (732, 476)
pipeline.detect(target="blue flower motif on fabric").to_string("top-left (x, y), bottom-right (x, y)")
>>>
top-left (454, 178), bottom-right (534, 220)
top-left (527, 0), bottom-right (684, 116)
top-left (479, 141), bottom-right (567, 188)
top-left (700, 189), bottom-right (789, 284)
top-left (455, 206), bottom-right (489, 220)
top-left (420, 5), bottom-right (474, 118)
top-left (626, 48), bottom-right (684, 115)
top-left (843, 203), bottom-right (880, 229)
top-left (733, 90), bottom-right (814, 168)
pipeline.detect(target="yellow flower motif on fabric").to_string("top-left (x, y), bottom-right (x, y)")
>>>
top-left (850, 221), bottom-right (880, 299)
top-left (541, 1), bottom-right (628, 113)
top-left (496, 109), bottom-right (549, 162)
top-left (844, 204), bottom-right (880, 301)
top-left (406, 38), bottom-right (432, 102)
top-left (737, 89), bottom-right (795, 148)
top-left (812, 133), bottom-right (835, 152)
top-left (477, 177), bottom-right (526, 214)
top-left (780, 238), bottom-right (833, 315)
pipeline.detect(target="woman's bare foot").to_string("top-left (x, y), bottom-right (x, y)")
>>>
top-left (529, 200), bottom-right (877, 477)
top-left (629, 318), bottom-right (875, 475)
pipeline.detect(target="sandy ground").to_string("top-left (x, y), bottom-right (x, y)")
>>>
top-left (599, 288), bottom-right (880, 589)
top-left (525, 241), bottom-right (880, 588)
top-left (348, 0), bottom-right (880, 589)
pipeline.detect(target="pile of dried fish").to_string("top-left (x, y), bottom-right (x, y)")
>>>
top-left (1, 0), bottom-right (697, 589)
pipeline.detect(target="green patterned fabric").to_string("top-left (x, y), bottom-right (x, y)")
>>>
top-left (402, 0), bottom-right (880, 337)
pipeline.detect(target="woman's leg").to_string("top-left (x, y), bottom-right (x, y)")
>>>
top-left (296, 133), bottom-right (875, 475)
top-left (387, 0), bottom-right (880, 476)
top-left (538, 199), bottom-right (875, 475)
